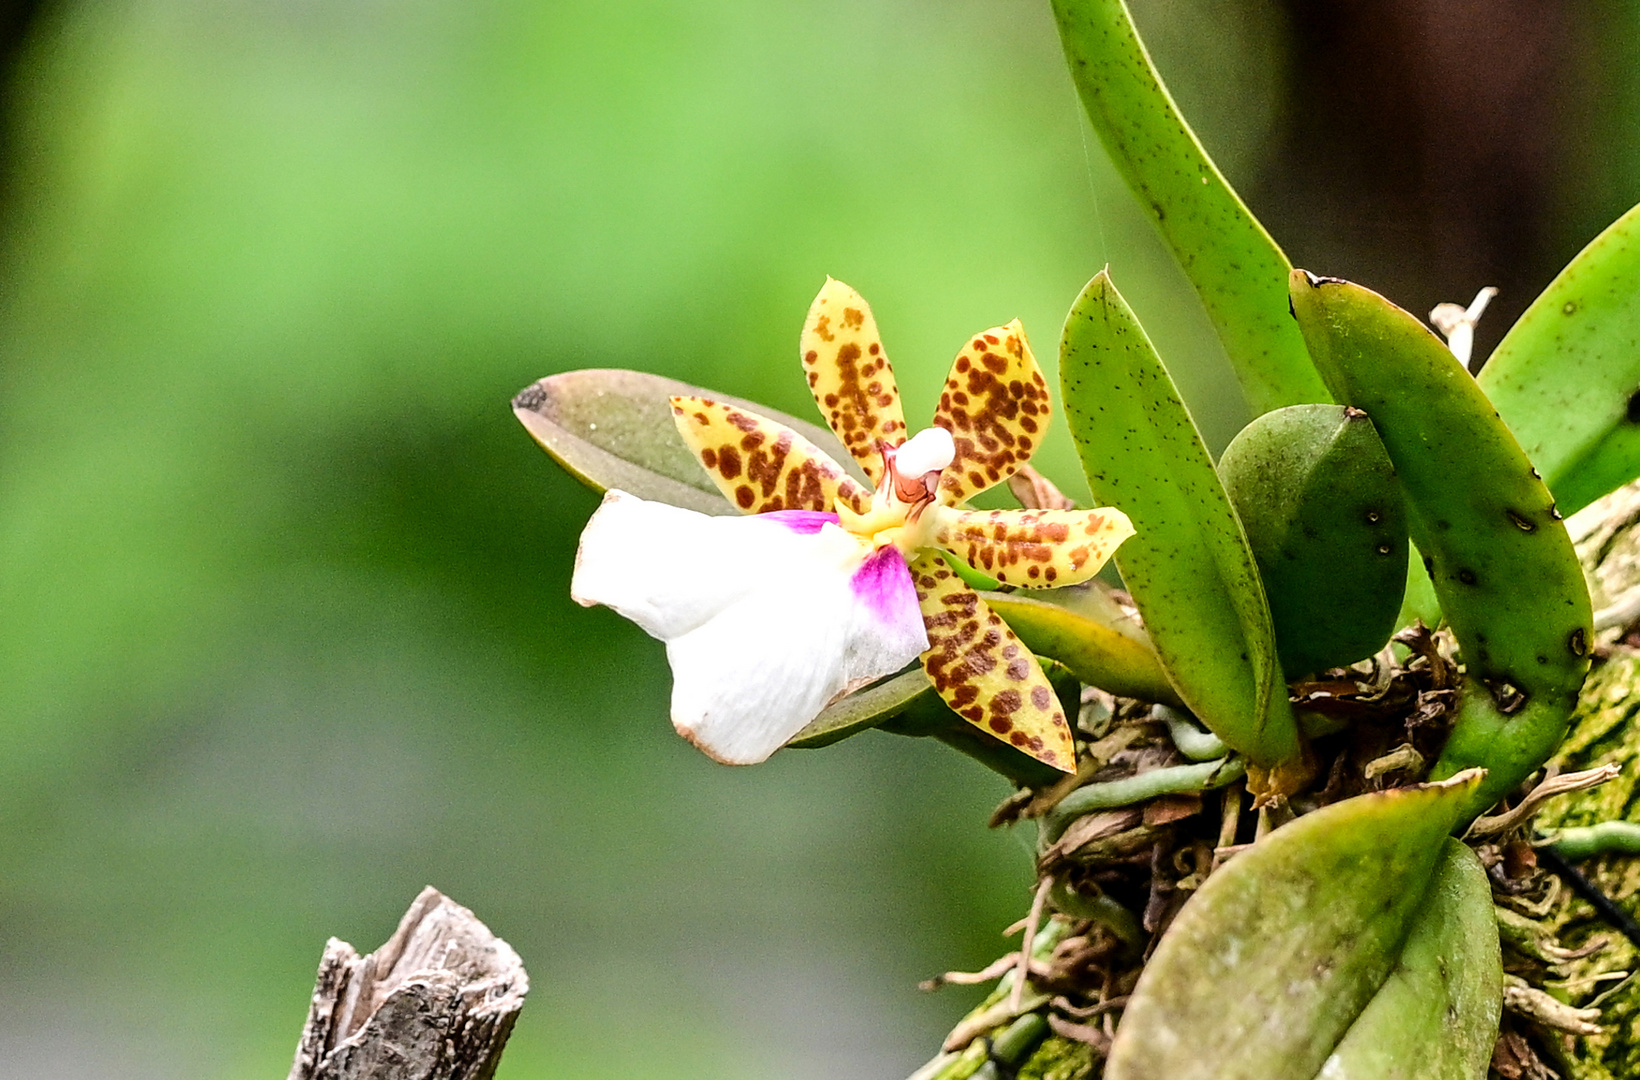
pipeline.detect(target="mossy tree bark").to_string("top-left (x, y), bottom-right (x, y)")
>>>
top-left (1538, 655), bottom-right (1640, 1079)
top-left (1537, 480), bottom-right (1640, 1077)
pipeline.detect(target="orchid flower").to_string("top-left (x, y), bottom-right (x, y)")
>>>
top-left (567, 279), bottom-right (1134, 771)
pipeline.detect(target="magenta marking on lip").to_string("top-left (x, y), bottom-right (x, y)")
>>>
top-left (851, 545), bottom-right (919, 625)
top-left (763, 510), bottom-right (838, 534)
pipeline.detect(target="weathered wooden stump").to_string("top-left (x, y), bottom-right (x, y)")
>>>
top-left (287, 887), bottom-right (529, 1080)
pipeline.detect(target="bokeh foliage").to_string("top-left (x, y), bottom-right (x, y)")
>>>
top-left (0, 0), bottom-right (1631, 1077)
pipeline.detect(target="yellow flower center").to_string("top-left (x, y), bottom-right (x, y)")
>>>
top-left (833, 427), bottom-right (954, 556)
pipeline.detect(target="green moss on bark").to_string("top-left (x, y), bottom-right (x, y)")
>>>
top-left (1539, 653), bottom-right (1640, 1080)
top-left (1017, 1035), bottom-right (1097, 1080)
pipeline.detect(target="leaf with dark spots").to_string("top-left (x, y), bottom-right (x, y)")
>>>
top-left (1050, 0), bottom-right (1329, 416)
top-left (1480, 200), bottom-right (1640, 515)
top-left (1218, 404), bottom-right (1409, 677)
top-left (1288, 273), bottom-right (1592, 821)
top-left (1060, 271), bottom-right (1300, 771)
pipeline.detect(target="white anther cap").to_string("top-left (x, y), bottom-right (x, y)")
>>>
top-left (894, 427), bottom-right (956, 476)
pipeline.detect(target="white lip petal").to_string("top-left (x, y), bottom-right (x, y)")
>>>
top-left (572, 491), bottom-right (775, 638)
top-left (571, 490), bottom-right (930, 763)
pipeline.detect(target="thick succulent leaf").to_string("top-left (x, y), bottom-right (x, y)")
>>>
top-left (1105, 771), bottom-right (1483, 1080)
top-left (1478, 201), bottom-right (1640, 516)
top-left (1218, 404), bottom-right (1409, 676)
top-left (787, 667), bottom-right (933, 749)
top-left (1289, 273), bottom-right (1593, 819)
top-left (1323, 839), bottom-right (1503, 1080)
top-left (512, 369), bottom-right (860, 516)
top-left (911, 552), bottom-right (1076, 773)
top-left (979, 588), bottom-right (1181, 707)
top-left (1398, 546), bottom-right (1443, 631)
top-left (1060, 271), bottom-right (1300, 769)
top-left (1050, 0), bottom-right (1329, 415)
top-left (931, 320), bottom-right (1053, 505)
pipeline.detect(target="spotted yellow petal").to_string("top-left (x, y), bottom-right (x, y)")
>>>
top-left (801, 278), bottom-right (907, 486)
top-left (931, 505), bottom-right (1134, 588)
top-left (909, 551), bottom-right (1075, 773)
top-left (933, 320), bottom-right (1050, 505)
top-left (671, 396), bottom-right (870, 515)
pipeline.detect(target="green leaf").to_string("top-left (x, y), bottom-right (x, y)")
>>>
top-left (1398, 546), bottom-right (1443, 631)
top-left (1105, 771), bottom-right (1487, 1080)
top-left (1218, 404), bottom-right (1409, 676)
top-left (1325, 839), bottom-right (1503, 1080)
top-left (1478, 201), bottom-right (1640, 517)
top-left (1060, 270), bottom-right (1299, 769)
top-left (1288, 273), bottom-right (1593, 819)
top-left (790, 660), bottom-right (1071, 789)
top-left (980, 585), bottom-right (1183, 707)
top-left (787, 668), bottom-right (934, 749)
top-left (512, 368), bottom-right (860, 515)
top-left (1050, 0), bottom-right (1329, 415)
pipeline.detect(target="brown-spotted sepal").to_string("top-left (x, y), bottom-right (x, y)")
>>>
top-left (801, 278), bottom-right (907, 488)
top-left (931, 506), bottom-right (1135, 587)
top-left (933, 319), bottom-right (1050, 505)
top-left (671, 396), bottom-right (871, 515)
top-left (909, 550), bottom-right (1076, 772)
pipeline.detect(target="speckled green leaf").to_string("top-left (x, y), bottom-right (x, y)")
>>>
top-left (1106, 771), bottom-right (1484, 1080)
top-left (512, 369), bottom-right (859, 515)
top-left (1479, 201), bottom-right (1640, 516)
top-left (1218, 404), bottom-right (1409, 676)
top-left (1323, 840), bottom-right (1503, 1080)
top-left (1051, 0), bottom-right (1329, 415)
top-left (1060, 270), bottom-right (1300, 768)
top-left (980, 586), bottom-right (1183, 706)
top-left (1289, 273), bottom-right (1593, 819)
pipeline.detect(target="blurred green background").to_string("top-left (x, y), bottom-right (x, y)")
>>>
top-left (0, 0), bottom-right (1633, 1076)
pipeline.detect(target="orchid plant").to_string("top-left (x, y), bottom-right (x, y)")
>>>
top-left (513, 0), bottom-right (1640, 1077)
